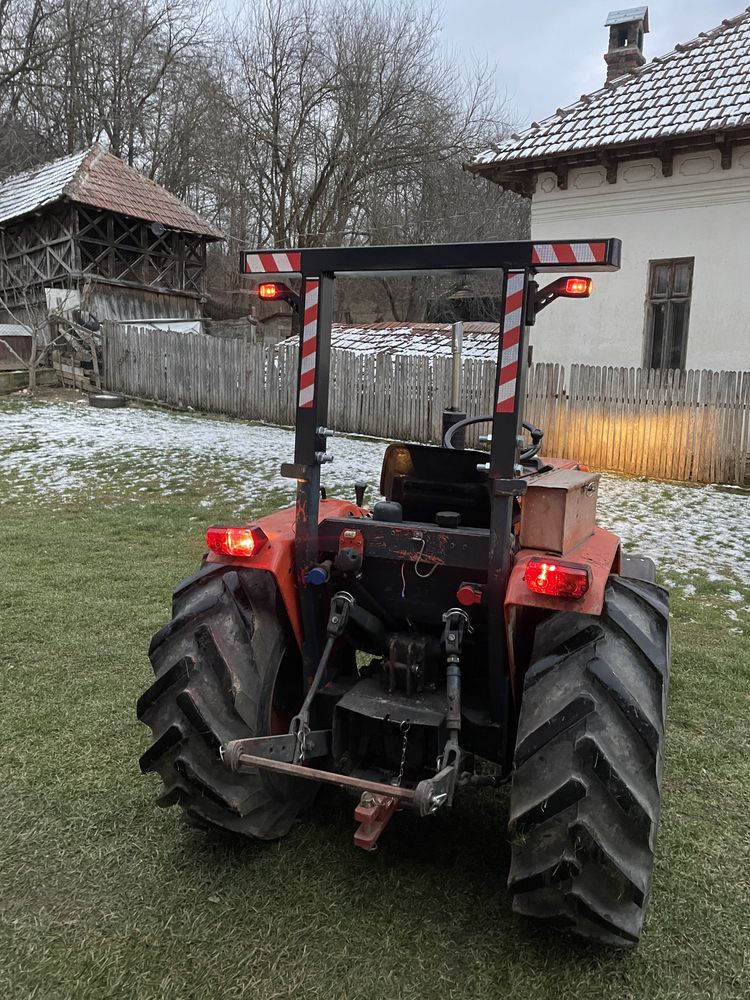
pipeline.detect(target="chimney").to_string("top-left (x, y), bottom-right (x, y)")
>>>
top-left (604, 7), bottom-right (649, 83)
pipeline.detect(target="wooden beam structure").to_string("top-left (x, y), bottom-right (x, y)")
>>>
top-left (0, 205), bottom-right (77, 305)
top-left (76, 207), bottom-right (207, 295)
top-left (0, 203), bottom-right (211, 309)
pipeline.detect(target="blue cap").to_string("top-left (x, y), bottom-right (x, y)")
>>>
top-left (305, 565), bottom-right (329, 586)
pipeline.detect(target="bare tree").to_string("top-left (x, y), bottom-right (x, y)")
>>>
top-left (353, 160), bottom-right (529, 321)
top-left (0, 0), bottom-right (65, 173)
top-left (0, 0), bottom-right (61, 90)
top-left (216, 0), bottom-right (515, 248)
top-left (1, 0), bottom-right (524, 326)
top-left (2, 0), bottom-right (209, 165)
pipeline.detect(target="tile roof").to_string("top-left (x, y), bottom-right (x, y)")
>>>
top-left (0, 145), bottom-right (223, 238)
top-left (0, 150), bottom-right (89, 225)
top-left (470, 7), bottom-right (750, 172)
top-left (282, 322), bottom-right (502, 360)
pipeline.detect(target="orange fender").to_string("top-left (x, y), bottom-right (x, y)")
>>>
top-left (504, 526), bottom-right (621, 694)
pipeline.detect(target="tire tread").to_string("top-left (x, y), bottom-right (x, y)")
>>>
top-left (139, 565), bottom-right (315, 839)
top-left (508, 574), bottom-right (669, 947)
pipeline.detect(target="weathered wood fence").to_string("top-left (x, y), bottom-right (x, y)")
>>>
top-left (102, 323), bottom-right (750, 485)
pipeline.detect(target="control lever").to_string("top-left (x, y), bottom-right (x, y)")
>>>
top-left (355, 481), bottom-right (368, 506)
top-left (289, 592), bottom-right (354, 758)
top-left (441, 608), bottom-right (468, 742)
top-left (435, 607), bottom-right (471, 807)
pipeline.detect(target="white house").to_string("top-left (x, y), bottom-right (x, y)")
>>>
top-left (469, 6), bottom-right (750, 373)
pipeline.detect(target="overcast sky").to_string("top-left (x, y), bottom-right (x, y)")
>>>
top-left (441, 0), bottom-right (745, 128)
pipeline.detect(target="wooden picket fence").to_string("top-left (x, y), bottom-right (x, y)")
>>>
top-left (102, 322), bottom-right (750, 485)
top-left (524, 364), bottom-right (750, 486)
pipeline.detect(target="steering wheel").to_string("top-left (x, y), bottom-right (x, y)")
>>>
top-left (443, 415), bottom-right (544, 463)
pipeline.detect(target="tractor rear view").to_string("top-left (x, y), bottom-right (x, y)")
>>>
top-left (138, 239), bottom-right (669, 948)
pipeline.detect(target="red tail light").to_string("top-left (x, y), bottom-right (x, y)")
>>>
top-left (258, 282), bottom-right (284, 299)
top-left (524, 559), bottom-right (590, 599)
top-left (563, 277), bottom-right (592, 297)
top-left (206, 525), bottom-right (268, 557)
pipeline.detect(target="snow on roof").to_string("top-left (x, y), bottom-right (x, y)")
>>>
top-left (470, 7), bottom-right (750, 172)
top-left (0, 323), bottom-right (32, 337)
top-left (605, 7), bottom-right (649, 29)
top-left (0, 145), bottom-right (223, 238)
top-left (281, 322), bottom-right (501, 359)
top-left (0, 150), bottom-right (88, 225)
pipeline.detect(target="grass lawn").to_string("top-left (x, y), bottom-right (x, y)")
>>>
top-left (1, 393), bottom-right (749, 1000)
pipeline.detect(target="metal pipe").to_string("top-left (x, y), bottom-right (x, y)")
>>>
top-left (450, 321), bottom-right (463, 409)
top-left (232, 752), bottom-right (417, 803)
top-left (446, 661), bottom-right (461, 738)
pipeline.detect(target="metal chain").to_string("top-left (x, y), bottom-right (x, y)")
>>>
top-left (393, 719), bottom-right (411, 787)
top-left (297, 721), bottom-right (310, 762)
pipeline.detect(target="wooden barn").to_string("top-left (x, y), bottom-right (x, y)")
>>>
top-left (0, 144), bottom-right (223, 330)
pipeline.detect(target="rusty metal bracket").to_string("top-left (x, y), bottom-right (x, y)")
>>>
top-left (353, 793), bottom-right (398, 850)
top-left (280, 454), bottom-right (332, 479)
top-left (222, 730), bottom-right (331, 765)
top-left (417, 760), bottom-right (458, 813)
top-left (491, 478), bottom-right (528, 498)
top-left (280, 462), bottom-right (309, 480)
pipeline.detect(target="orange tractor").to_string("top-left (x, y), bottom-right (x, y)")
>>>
top-left (138, 239), bottom-right (669, 947)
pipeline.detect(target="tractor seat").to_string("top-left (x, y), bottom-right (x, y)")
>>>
top-left (379, 443), bottom-right (491, 529)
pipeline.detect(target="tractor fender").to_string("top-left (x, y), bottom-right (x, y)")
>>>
top-left (504, 526), bottom-right (621, 695)
top-left (203, 499), bottom-right (364, 648)
top-left (506, 526), bottom-right (621, 618)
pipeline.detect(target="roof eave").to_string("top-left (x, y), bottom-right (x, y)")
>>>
top-left (0, 194), bottom-right (69, 229)
top-left (463, 158), bottom-right (535, 197)
top-left (468, 125), bottom-right (750, 189)
top-left (0, 187), bottom-right (224, 240)
top-left (64, 193), bottom-right (224, 240)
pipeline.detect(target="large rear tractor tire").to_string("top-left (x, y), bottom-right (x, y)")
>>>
top-left (508, 575), bottom-right (670, 947)
top-left (138, 563), bottom-right (317, 837)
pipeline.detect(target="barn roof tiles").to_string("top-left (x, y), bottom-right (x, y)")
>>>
top-left (0, 145), bottom-right (223, 238)
top-left (470, 7), bottom-right (750, 172)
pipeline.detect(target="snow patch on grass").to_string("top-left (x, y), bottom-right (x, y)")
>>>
top-left (594, 475), bottom-right (750, 587)
top-left (0, 398), bottom-right (386, 509)
top-left (2, 397), bottom-right (749, 586)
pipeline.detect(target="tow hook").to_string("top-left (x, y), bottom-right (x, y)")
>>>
top-left (353, 793), bottom-right (398, 851)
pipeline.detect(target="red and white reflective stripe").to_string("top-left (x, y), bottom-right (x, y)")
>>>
top-left (496, 270), bottom-right (525, 414)
top-left (244, 251), bottom-right (301, 274)
top-left (531, 242), bottom-right (606, 266)
top-left (298, 279), bottom-right (319, 409)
